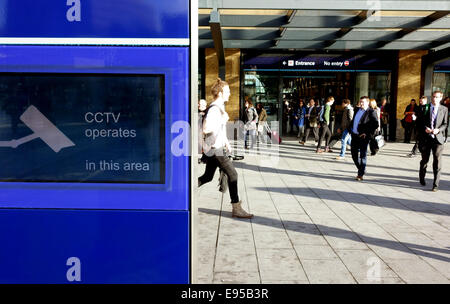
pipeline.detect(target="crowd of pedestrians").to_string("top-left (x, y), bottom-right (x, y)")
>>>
top-left (243, 92), bottom-right (448, 190)
top-left (198, 86), bottom-right (449, 220)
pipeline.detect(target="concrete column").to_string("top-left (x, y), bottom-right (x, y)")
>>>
top-left (205, 48), bottom-right (241, 121)
top-left (395, 50), bottom-right (428, 140)
top-left (355, 72), bottom-right (369, 100)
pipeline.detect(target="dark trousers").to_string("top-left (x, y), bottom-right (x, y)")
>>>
top-left (411, 133), bottom-right (424, 155)
top-left (419, 139), bottom-right (444, 188)
top-left (198, 153), bottom-right (239, 203)
top-left (245, 130), bottom-right (256, 149)
top-left (317, 124), bottom-right (331, 149)
top-left (381, 123), bottom-right (388, 141)
top-left (369, 134), bottom-right (379, 155)
top-left (351, 134), bottom-right (370, 177)
top-left (404, 122), bottom-right (414, 143)
top-left (328, 132), bottom-right (343, 149)
top-left (303, 125), bottom-right (319, 142)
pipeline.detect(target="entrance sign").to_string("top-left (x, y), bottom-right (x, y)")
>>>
top-left (243, 52), bottom-right (395, 72)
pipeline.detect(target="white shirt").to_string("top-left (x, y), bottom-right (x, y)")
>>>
top-left (202, 101), bottom-right (230, 149)
top-left (352, 108), bottom-right (366, 135)
top-left (431, 103), bottom-right (439, 121)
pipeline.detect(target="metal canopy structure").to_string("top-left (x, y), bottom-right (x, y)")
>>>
top-left (199, 0), bottom-right (450, 51)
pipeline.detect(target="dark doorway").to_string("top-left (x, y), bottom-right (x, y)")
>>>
top-left (281, 72), bottom-right (355, 136)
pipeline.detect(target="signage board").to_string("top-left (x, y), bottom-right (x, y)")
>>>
top-left (0, 73), bottom-right (165, 184)
top-left (243, 52), bottom-right (395, 72)
top-left (0, 45), bottom-right (190, 210)
top-left (0, 0), bottom-right (189, 44)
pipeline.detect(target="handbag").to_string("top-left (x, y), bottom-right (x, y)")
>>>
top-left (257, 123), bottom-right (264, 133)
top-left (375, 134), bottom-right (385, 149)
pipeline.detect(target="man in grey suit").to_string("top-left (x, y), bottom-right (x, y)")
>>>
top-left (419, 91), bottom-right (449, 192)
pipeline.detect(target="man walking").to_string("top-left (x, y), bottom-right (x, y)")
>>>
top-left (335, 99), bottom-right (354, 160)
top-left (419, 91), bottom-right (448, 192)
top-left (316, 96), bottom-right (334, 153)
top-left (407, 96), bottom-right (429, 158)
top-left (350, 96), bottom-right (379, 181)
top-left (300, 98), bottom-right (319, 145)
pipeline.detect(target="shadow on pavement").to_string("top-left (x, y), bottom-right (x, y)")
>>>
top-left (198, 207), bottom-right (450, 263)
top-left (239, 162), bottom-right (450, 200)
top-left (252, 185), bottom-right (450, 216)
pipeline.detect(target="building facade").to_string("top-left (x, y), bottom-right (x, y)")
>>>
top-left (198, 1), bottom-right (450, 140)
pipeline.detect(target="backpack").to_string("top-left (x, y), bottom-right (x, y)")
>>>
top-left (201, 104), bottom-right (224, 155)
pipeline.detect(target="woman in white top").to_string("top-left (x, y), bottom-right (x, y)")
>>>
top-left (198, 78), bottom-right (253, 219)
top-left (243, 99), bottom-right (258, 149)
top-left (369, 98), bottom-right (381, 156)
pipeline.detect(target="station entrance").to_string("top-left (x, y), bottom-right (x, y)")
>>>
top-left (242, 51), bottom-right (394, 137)
top-left (281, 71), bottom-right (355, 135)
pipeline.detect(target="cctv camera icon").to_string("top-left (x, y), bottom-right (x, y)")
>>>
top-left (0, 105), bottom-right (75, 152)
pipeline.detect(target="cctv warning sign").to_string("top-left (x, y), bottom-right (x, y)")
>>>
top-left (0, 73), bottom-right (164, 183)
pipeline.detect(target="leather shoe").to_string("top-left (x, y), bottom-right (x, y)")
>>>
top-left (419, 179), bottom-right (426, 186)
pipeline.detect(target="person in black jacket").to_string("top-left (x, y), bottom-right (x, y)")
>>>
top-left (407, 96), bottom-right (430, 157)
top-left (419, 91), bottom-right (448, 192)
top-left (349, 96), bottom-right (379, 181)
top-left (299, 98), bottom-right (319, 145)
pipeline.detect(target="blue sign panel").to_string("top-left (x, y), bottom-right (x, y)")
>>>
top-left (0, 0), bottom-right (193, 284)
top-left (0, 0), bottom-right (189, 39)
top-left (0, 209), bottom-right (189, 283)
top-left (0, 45), bottom-right (190, 211)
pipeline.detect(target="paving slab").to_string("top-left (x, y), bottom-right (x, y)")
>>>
top-left (301, 259), bottom-right (356, 284)
top-left (213, 272), bottom-right (260, 284)
top-left (258, 256), bottom-right (308, 282)
top-left (294, 245), bottom-right (339, 260)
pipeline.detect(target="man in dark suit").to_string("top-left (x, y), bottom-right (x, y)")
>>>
top-left (419, 91), bottom-right (448, 192)
top-left (349, 96), bottom-right (379, 181)
top-left (407, 96), bottom-right (430, 158)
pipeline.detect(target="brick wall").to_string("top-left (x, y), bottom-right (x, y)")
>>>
top-left (205, 48), bottom-right (241, 121)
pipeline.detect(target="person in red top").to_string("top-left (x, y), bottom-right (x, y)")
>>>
top-left (403, 99), bottom-right (417, 143)
top-left (380, 98), bottom-right (389, 141)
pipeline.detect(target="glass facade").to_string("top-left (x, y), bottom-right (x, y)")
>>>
top-left (243, 71), bottom-right (279, 122)
top-left (242, 51), bottom-right (395, 135)
top-left (433, 59), bottom-right (450, 98)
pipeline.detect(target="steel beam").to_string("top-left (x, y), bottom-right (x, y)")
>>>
top-left (275, 9), bottom-right (296, 47)
top-left (199, 14), bottom-right (285, 27)
top-left (377, 11), bottom-right (449, 49)
top-left (210, 9), bottom-right (226, 80)
top-left (323, 10), bottom-right (370, 49)
top-left (199, 0), bottom-right (450, 11)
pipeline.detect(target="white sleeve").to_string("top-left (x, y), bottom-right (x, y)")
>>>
top-left (203, 107), bottom-right (221, 135)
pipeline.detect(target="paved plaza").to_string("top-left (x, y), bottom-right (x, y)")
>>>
top-left (195, 139), bottom-right (450, 284)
